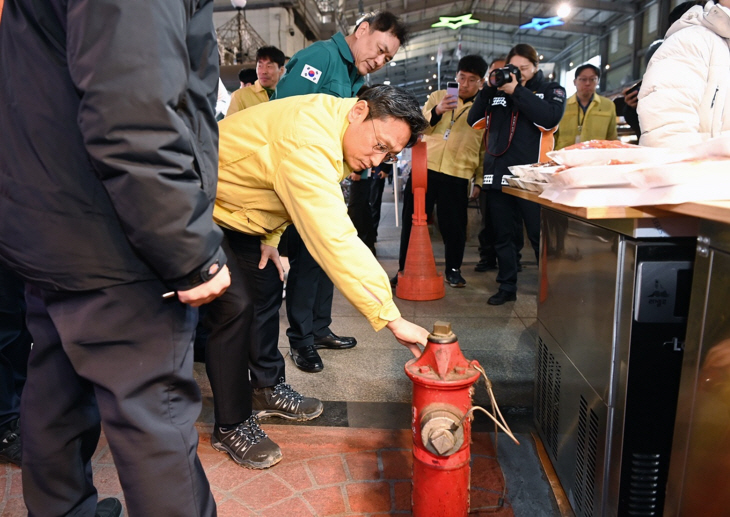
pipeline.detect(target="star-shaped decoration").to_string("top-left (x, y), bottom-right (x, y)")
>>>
top-left (431, 13), bottom-right (481, 30)
top-left (519, 16), bottom-right (565, 31)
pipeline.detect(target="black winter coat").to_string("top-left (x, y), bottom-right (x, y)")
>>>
top-left (467, 70), bottom-right (566, 191)
top-left (0, 0), bottom-right (225, 291)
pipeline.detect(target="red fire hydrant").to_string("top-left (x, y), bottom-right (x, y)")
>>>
top-left (405, 321), bottom-right (481, 516)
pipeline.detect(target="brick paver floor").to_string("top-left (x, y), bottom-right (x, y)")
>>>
top-left (1, 424), bottom-right (514, 516)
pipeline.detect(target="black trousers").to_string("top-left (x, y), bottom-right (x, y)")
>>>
top-left (21, 280), bottom-right (215, 517)
top-left (487, 189), bottom-right (540, 293)
top-left (203, 229), bottom-right (284, 427)
top-left (398, 170), bottom-right (469, 272)
top-left (369, 174), bottom-right (387, 240)
top-left (285, 226), bottom-right (334, 350)
top-left (348, 177), bottom-right (376, 253)
top-left (478, 189), bottom-right (524, 264)
top-left (0, 265), bottom-right (31, 428)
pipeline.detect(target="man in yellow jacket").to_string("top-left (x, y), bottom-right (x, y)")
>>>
top-left (203, 85), bottom-right (430, 469)
top-left (226, 46), bottom-right (286, 116)
top-left (555, 64), bottom-right (618, 150)
top-left (394, 55), bottom-right (487, 288)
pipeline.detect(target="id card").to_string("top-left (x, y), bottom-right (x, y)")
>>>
top-left (443, 129), bottom-right (451, 140)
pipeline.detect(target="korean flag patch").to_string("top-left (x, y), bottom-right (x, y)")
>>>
top-left (301, 64), bottom-right (322, 84)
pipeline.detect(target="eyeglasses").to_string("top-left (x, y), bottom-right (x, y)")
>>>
top-left (370, 118), bottom-right (399, 164)
top-left (456, 74), bottom-right (482, 85)
top-left (577, 76), bottom-right (599, 83)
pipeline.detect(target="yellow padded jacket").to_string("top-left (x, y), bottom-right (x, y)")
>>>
top-left (216, 94), bottom-right (400, 330)
top-left (226, 80), bottom-right (269, 116)
top-left (555, 93), bottom-right (617, 150)
top-left (422, 90), bottom-right (484, 185)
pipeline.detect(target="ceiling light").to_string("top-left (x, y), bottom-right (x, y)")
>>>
top-left (433, 74), bottom-right (437, 79)
top-left (428, 86), bottom-right (433, 90)
top-left (425, 78), bottom-right (429, 83)
top-left (390, 62), bottom-right (396, 66)
top-left (605, 64), bottom-right (610, 70)
top-left (539, 55), bottom-right (544, 60)
top-left (557, 3), bottom-right (571, 18)
top-left (383, 80), bottom-right (391, 85)
top-left (431, 56), bottom-right (435, 61)
top-left (431, 13), bottom-right (481, 30)
top-left (569, 62), bottom-right (574, 67)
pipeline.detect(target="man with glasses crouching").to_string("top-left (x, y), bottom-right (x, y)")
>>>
top-left (203, 85), bottom-right (431, 469)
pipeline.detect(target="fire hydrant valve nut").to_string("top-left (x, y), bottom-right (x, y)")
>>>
top-left (420, 408), bottom-right (464, 457)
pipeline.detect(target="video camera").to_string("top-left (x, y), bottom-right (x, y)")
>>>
top-left (489, 64), bottom-right (521, 87)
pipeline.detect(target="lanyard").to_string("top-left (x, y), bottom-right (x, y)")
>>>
top-left (576, 95), bottom-right (593, 131)
top-left (450, 103), bottom-right (470, 126)
top-left (484, 110), bottom-right (519, 157)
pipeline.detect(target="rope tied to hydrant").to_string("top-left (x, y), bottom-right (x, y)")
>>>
top-left (452, 362), bottom-right (520, 445)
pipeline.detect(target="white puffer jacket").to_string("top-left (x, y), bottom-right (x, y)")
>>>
top-left (638, 2), bottom-right (730, 147)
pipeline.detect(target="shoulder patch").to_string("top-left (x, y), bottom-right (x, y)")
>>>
top-left (301, 64), bottom-right (322, 84)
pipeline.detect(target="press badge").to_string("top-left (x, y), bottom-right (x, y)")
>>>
top-left (443, 129), bottom-right (451, 140)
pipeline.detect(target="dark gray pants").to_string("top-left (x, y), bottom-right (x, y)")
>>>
top-left (285, 226), bottom-right (334, 350)
top-left (22, 280), bottom-right (215, 517)
top-left (0, 264), bottom-right (31, 429)
top-left (487, 189), bottom-right (540, 293)
top-left (203, 229), bottom-right (285, 427)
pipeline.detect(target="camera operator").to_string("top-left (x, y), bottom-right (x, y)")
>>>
top-left (467, 43), bottom-right (566, 305)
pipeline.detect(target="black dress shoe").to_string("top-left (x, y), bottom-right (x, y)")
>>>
top-left (290, 345), bottom-right (324, 373)
top-left (313, 332), bottom-right (357, 350)
top-left (487, 289), bottom-right (517, 305)
top-left (96, 498), bottom-right (123, 517)
top-left (474, 259), bottom-right (497, 272)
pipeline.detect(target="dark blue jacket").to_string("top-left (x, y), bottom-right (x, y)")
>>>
top-left (467, 70), bottom-right (566, 190)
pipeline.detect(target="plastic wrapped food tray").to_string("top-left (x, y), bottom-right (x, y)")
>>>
top-left (547, 147), bottom-right (691, 167)
top-left (549, 163), bottom-right (646, 188)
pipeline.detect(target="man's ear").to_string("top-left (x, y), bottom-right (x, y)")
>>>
top-left (347, 99), bottom-right (370, 123)
top-left (355, 21), bottom-right (370, 38)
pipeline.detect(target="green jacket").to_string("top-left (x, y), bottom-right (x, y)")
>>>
top-left (273, 32), bottom-right (364, 99)
top-left (555, 93), bottom-right (618, 150)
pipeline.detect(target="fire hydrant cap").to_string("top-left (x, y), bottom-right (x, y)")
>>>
top-left (405, 321), bottom-right (480, 384)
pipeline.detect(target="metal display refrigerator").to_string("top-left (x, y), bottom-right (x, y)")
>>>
top-left (664, 220), bottom-right (730, 517)
top-left (534, 208), bottom-right (695, 517)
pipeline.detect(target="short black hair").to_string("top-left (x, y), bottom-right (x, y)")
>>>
top-left (356, 12), bottom-right (409, 46)
top-left (458, 55), bottom-right (488, 78)
top-left (575, 64), bottom-right (600, 80)
top-left (356, 84), bottom-right (372, 97)
top-left (238, 68), bottom-right (257, 84)
top-left (256, 46), bottom-right (286, 67)
top-left (360, 85), bottom-right (428, 148)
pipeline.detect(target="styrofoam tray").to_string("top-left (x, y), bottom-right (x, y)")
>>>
top-left (626, 159), bottom-right (730, 188)
top-left (549, 163), bottom-right (646, 188)
top-left (547, 147), bottom-right (691, 167)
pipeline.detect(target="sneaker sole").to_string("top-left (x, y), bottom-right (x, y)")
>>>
top-left (211, 441), bottom-right (283, 469)
top-left (254, 403), bottom-right (324, 422)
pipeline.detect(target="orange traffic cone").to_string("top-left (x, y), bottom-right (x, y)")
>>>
top-left (395, 142), bottom-right (445, 301)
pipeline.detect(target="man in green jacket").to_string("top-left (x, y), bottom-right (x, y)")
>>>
top-left (555, 64), bottom-right (618, 150)
top-left (274, 12), bottom-right (408, 373)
